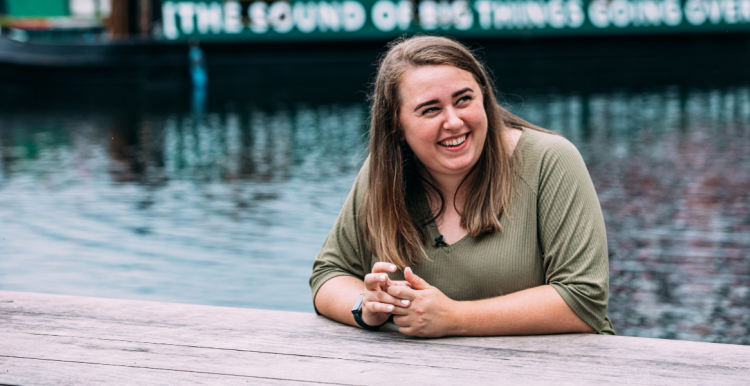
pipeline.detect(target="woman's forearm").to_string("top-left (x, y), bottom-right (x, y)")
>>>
top-left (314, 276), bottom-right (365, 327)
top-left (451, 285), bottom-right (594, 336)
top-left (318, 276), bottom-right (594, 336)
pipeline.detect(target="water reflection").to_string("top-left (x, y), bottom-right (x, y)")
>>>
top-left (0, 86), bottom-right (748, 345)
top-left (0, 103), bottom-right (367, 312)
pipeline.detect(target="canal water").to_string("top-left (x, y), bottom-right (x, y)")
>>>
top-left (1, 77), bottom-right (748, 345)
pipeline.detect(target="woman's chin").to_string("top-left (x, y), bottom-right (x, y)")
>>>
top-left (432, 159), bottom-right (477, 177)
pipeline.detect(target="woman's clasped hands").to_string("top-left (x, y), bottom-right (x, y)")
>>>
top-left (362, 263), bottom-right (460, 338)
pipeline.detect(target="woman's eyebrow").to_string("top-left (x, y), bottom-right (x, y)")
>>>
top-left (453, 87), bottom-right (473, 98)
top-left (414, 99), bottom-right (438, 112)
top-left (413, 88), bottom-right (474, 112)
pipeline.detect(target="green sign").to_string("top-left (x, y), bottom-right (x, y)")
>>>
top-left (161, 0), bottom-right (750, 41)
top-left (5, 0), bottom-right (69, 18)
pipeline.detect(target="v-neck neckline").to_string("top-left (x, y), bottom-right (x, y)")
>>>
top-left (427, 221), bottom-right (471, 249)
top-left (420, 127), bottom-right (527, 249)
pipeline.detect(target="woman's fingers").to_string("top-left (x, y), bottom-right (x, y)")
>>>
top-left (404, 267), bottom-right (430, 290)
top-left (363, 272), bottom-right (390, 292)
top-left (364, 265), bottom-right (415, 309)
top-left (367, 301), bottom-right (395, 314)
top-left (390, 305), bottom-right (409, 316)
top-left (392, 315), bottom-right (409, 327)
top-left (365, 289), bottom-right (411, 307)
top-left (387, 284), bottom-right (417, 301)
top-left (371, 262), bottom-right (398, 274)
top-left (365, 263), bottom-right (399, 291)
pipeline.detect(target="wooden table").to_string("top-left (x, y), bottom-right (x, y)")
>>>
top-left (1, 291), bottom-right (748, 385)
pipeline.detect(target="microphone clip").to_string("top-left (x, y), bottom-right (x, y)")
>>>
top-left (434, 235), bottom-right (449, 248)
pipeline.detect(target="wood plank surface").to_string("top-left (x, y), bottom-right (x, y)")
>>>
top-left (1, 291), bottom-right (748, 385)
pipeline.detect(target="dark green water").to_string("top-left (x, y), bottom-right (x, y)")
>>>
top-left (1, 80), bottom-right (748, 344)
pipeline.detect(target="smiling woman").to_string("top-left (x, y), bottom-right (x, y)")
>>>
top-left (309, 36), bottom-right (615, 337)
top-left (399, 65), bottom-right (488, 185)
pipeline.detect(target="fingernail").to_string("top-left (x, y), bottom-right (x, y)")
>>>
top-left (405, 267), bottom-right (412, 273)
top-left (389, 264), bottom-right (396, 271)
top-left (401, 299), bottom-right (410, 306)
top-left (380, 274), bottom-right (387, 281)
top-left (387, 305), bottom-right (394, 311)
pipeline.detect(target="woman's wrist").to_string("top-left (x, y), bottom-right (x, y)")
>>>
top-left (447, 299), bottom-right (469, 336)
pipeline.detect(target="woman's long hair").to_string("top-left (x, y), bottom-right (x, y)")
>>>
top-left (360, 36), bottom-right (550, 269)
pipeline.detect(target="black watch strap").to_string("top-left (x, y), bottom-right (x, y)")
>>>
top-left (351, 293), bottom-right (387, 330)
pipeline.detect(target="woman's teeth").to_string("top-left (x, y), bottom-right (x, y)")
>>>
top-left (440, 134), bottom-right (467, 147)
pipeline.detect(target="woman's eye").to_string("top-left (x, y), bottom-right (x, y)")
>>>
top-left (423, 107), bottom-right (439, 114)
top-left (457, 95), bottom-right (472, 105)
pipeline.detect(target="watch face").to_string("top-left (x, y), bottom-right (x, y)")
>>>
top-left (351, 293), bottom-right (364, 314)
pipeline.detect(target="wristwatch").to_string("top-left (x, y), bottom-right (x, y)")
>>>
top-left (351, 293), bottom-right (388, 330)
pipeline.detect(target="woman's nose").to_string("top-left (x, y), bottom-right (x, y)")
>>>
top-left (442, 107), bottom-right (463, 131)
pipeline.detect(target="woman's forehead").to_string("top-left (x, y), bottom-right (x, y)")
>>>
top-left (398, 65), bottom-right (479, 102)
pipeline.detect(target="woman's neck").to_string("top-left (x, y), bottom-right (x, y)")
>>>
top-left (422, 168), bottom-right (471, 216)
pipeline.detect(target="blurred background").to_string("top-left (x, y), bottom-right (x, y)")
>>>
top-left (0, 0), bottom-right (748, 344)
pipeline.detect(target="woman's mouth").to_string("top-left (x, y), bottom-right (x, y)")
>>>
top-left (439, 133), bottom-right (468, 148)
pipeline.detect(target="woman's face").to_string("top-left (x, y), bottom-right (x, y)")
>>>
top-left (398, 65), bottom-right (488, 181)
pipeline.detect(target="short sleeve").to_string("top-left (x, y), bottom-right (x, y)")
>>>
top-left (536, 137), bottom-right (614, 334)
top-left (309, 159), bottom-right (372, 313)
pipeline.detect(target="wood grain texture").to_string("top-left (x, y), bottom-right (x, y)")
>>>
top-left (1, 291), bottom-right (749, 385)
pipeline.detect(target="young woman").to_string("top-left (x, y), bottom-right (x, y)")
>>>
top-left (310, 36), bottom-right (614, 337)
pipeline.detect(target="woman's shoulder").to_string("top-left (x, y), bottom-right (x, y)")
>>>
top-left (518, 127), bottom-right (579, 156)
top-left (516, 128), bottom-right (587, 193)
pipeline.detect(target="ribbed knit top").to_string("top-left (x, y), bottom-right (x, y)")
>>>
top-left (310, 128), bottom-right (615, 334)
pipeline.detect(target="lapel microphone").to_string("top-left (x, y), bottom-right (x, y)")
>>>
top-left (434, 235), bottom-right (449, 248)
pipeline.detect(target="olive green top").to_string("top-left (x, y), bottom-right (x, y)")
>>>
top-left (309, 128), bottom-right (615, 334)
